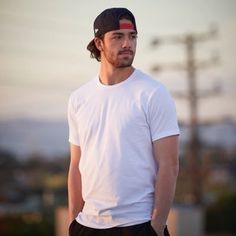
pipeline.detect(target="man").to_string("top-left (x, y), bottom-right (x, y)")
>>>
top-left (67, 7), bottom-right (179, 236)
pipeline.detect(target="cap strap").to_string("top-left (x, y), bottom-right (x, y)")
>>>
top-left (119, 22), bottom-right (135, 30)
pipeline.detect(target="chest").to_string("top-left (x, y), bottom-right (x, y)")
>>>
top-left (74, 92), bottom-right (149, 138)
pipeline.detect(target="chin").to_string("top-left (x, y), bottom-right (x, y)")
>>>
top-left (117, 63), bottom-right (132, 68)
top-left (118, 59), bottom-right (134, 67)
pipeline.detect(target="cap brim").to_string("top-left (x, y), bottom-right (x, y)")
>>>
top-left (87, 38), bottom-right (96, 52)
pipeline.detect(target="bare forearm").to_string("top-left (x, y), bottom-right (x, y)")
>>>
top-left (152, 163), bottom-right (179, 228)
top-left (151, 136), bottom-right (179, 235)
top-left (68, 167), bottom-right (84, 222)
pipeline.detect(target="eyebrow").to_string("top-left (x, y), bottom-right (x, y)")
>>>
top-left (111, 31), bottom-right (137, 36)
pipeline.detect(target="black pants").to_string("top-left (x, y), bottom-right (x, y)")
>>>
top-left (69, 220), bottom-right (170, 236)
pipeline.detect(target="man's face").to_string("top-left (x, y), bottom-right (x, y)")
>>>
top-left (100, 19), bottom-right (137, 68)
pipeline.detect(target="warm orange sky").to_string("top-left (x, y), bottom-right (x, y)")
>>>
top-left (0, 0), bottom-right (236, 123)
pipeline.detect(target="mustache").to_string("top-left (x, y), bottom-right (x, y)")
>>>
top-left (118, 50), bottom-right (134, 55)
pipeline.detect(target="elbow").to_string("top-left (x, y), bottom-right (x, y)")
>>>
top-left (159, 158), bottom-right (179, 179)
top-left (167, 157), bottom-right (179, 179)
top-left (172, 159), bottom-right (179, 179)
top-left (173, 162), bottom-right (179, 179)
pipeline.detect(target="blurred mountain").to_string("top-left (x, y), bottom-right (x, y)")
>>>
top-left (0, 119), bottom-right (69, 158)
top-left (179, 118), bottom-right (236, 150)
top-left (0, 118), bottom-right (235, 159)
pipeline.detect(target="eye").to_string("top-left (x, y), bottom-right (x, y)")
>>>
top-left (113, 35), bottom-right (122, 39)
top-left (131, 34), bottom-right (137, 39)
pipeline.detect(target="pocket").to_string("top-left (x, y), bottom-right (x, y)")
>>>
top-left (69, 219), bottom-right (77, 235)
top-left (149, 223), bottom-right (170, 236)
top-left (149, 223), bottom-right (158, 236)
top-left (164, 226), bottom-right (170, 236)
top-left (69, 219), bottom-right (84, 236)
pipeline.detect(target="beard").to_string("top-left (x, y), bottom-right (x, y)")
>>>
top-left (103, 48), bottom-right (135, 68)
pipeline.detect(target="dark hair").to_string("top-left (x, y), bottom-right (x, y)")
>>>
top-left (89, 14), bottom-right (134, 61)
top-left (89, 35), bottom-right (104, 62)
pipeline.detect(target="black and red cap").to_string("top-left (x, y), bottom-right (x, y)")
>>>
top-left (87, 8), bottom-right (137, 52)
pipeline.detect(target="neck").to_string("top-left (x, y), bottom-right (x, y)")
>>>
top-left (99, 66), bottom-right (135, 85)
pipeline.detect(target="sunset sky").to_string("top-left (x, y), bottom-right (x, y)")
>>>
top-left (1, 0), bottom-right (236, 123)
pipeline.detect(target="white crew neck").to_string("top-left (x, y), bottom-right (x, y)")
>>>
top-left (96, 69), bottom-right (138, 89)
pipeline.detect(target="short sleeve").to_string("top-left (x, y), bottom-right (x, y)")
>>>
top-left (147, 85), bottom-right (180, 141)
top-left (67, 96), bottom-right (80, 146)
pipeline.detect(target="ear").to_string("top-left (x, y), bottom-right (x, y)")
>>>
top-left (94, 37), bottom-right (103, 51)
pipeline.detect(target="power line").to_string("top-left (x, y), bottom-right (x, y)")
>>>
top-left (151, 24), bottom-right (220, 205)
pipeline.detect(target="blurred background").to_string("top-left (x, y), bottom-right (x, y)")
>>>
top-left (0, 0), bottom-right (235, 235)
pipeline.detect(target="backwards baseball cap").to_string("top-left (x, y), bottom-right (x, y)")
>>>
top-left (87, 8), bottom-right (137, 52)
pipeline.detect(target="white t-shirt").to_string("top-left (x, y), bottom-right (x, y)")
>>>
top-left (68, 69), bottom-right (180, 229)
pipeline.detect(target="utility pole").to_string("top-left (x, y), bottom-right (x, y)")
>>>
top-left (151, 24), bottom-right (220, 205)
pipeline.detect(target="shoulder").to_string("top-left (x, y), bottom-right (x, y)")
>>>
top-left (69, 78), bottom-right (97, 101)
top-left (133, 69), bottom-right (168, 94)
top-left (68, 77), bottom-right (97, 111)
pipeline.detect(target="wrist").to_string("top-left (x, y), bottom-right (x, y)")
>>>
top-left (151, 221), bottom-right (166, 236)
top-left (151, 209), bottom-right (166, 231)
top-left (151, 220), bottom-right (166, 229)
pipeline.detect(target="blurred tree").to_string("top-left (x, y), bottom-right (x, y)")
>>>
top-left (0, 214), bottom-right (54, 236)
top-left (206, 192), bottom-right (236, 234)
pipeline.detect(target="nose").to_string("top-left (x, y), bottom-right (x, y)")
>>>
top-left (122, 37), bottom-right (132, 48)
